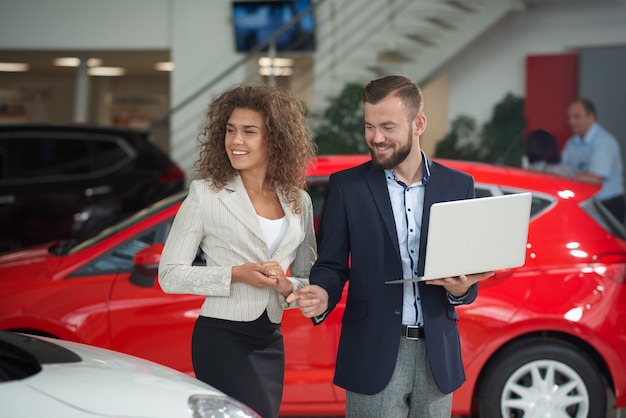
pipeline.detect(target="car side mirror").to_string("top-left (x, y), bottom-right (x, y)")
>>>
top-left (130, 243), bottom-right (164, 287)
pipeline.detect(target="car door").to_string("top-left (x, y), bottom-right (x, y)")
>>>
top-left (103, 219), bottom-right (203, 375)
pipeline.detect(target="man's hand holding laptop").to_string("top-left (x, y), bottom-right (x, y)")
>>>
top-left (426, 271), bottom-right (495, 298)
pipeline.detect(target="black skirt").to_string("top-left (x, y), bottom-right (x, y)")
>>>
top-left (191, 310), bottom-right (284, 418)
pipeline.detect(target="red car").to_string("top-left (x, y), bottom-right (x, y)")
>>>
top-left (1, 155), bottom-right (625, 417)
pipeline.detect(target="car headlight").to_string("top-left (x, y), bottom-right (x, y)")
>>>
top-left (188, 394), bottom-right (261, 418)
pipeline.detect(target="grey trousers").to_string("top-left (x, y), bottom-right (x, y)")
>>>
top-left (346, 337), bottom-right (452, 418)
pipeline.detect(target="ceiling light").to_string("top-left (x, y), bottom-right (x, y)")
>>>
top-left (258, 57), bottom-right (294, 67)
top-left (54, 57), bottom-right (103, 67)
top-left (87, 66), bottom-right (125, 76)
top-left (87, 58), bottom-right (103, 67)
top-left (258, 66), bottom-right (293, 76)
top-left (0, 62), bottom-right (29, 72)
top-left (54, 57), bottom-right (79, 67)
top-left (155, 61), bottom-right (175, 71)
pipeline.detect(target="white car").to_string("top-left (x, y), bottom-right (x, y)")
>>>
top-left (0, 331), bottom-right (260, 417)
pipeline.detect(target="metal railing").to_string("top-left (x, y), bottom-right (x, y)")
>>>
top-left (148, 0), bottom-right (327, 133)
top-left (148, 0), bottom-right (482, 174)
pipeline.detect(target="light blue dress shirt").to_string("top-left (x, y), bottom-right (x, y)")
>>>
top-left (385, 154), bottom-right (470, 326)
top-left (562, 123), bottom-right (624, 200)
top-left (314, 154), bottom-right (471, 325)
top-left (385, 157), bottom-right (431, 326)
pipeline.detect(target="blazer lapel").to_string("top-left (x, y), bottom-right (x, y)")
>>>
top-left (363, 162), bottom-right (401, 259)
top-left (219, 176), bottom-right (302, 259)
top-left (219, 175), bottom-right (266, 243)
top-left (271, 192), bottom-right (302, 257)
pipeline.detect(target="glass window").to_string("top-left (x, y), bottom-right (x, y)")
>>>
top-left (529, 195), bottom-right (552, 217)
top-left (307, 182), bottom-right (329, 223)
top-left (70, 227), bottom-right (159, 276)
top-left (21, 138), bottom-right (92, 177)
top-left (582, 198), bottom-right (626, 240)
top-left (94, 140), bottom-right (129, 170)
top-left (0, 139), bottom-right (6, 180)
top-left (475, 187), bottom-right (493, 198)
top-left (474, 185), bottom-right (554, 219)
top-left (0, 133), bottom-right (132, 181)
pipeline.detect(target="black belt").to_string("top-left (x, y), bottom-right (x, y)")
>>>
top-left (401, 325), bottom-right (425, 340)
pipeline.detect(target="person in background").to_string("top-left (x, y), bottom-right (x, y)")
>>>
top-left (522, 129), bottom-right (571, 176)
top-left (158, 82), bottom-right (317, 418)
top-left (287, 75), bottom-right (493, 417)
top-left (562, 98), bottom-right (625, 223)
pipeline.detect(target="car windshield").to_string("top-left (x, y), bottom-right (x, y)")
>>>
top-left (50, 191), bottom-right (187, 256)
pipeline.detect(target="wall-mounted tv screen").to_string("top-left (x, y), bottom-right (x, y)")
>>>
top-left (232, 0), bottom-right (316, 52)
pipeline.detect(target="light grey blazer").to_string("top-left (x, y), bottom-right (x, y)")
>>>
top-left (158, 176), bottom-right (317, 324)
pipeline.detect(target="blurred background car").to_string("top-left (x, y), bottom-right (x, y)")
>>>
top-left (0, 155), bottom-right (625, 417)
top-left (0, 330), bottom-right (260, 417)
top-left (0, 123), bottom-right (185, 254)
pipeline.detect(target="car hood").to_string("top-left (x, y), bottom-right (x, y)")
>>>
top-left (0, 243), bottom-right (61, 274)
top-left (2, 336), bottom-right (227, 417)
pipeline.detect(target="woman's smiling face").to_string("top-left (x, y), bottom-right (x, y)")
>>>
top-left (225, 107), bottom-right (268, 173)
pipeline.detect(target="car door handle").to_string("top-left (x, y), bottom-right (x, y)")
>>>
top-left (0, 194), bottom-right (16, 205)
top-left (84, 185), bottom-right (113, 197)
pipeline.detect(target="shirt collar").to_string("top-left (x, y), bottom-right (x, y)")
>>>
top-left (582, 123), bottom-right (599, 144)
top-left (384, 150), bottom-right (431, 186)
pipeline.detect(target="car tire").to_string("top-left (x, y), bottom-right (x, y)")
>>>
top-left (477, 336), bottom-right (606, 418)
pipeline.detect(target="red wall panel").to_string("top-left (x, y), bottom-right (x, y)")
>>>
top-left (524, 53), bottom-right (578, 148)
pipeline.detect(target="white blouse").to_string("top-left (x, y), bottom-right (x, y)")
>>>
top-left (258, 215), bottom-right (288, 256)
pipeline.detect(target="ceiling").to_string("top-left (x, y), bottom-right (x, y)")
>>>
top-left (0, 49), bottom-right (171, 77)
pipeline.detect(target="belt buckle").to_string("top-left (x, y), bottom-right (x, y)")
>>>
top-left (404, 325), bottom-right (421, 340)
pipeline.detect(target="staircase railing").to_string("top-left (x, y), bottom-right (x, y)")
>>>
top-left (148, 0), bottom-right (327, 133)
top-left (148, 0), bottom-right (497, 175)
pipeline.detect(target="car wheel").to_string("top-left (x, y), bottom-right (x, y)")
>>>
top-left (477, 337), bottom-right (606, 418)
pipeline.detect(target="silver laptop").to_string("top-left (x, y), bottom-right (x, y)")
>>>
top-left (386, 192), bottom-right (532, 284)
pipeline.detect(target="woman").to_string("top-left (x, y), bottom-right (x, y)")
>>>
top-left (158, 82), bottom-right (317, 418)
top-left (522, 129), bottom-right (571, 176)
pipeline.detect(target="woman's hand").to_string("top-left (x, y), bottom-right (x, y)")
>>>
top-left (261, 261), bottom-right (293, 297)
top-left (231, 262), bottom-right (292, 297)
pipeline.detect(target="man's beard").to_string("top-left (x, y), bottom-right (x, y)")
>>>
top-left (369, 131), bottom-right (413, 169)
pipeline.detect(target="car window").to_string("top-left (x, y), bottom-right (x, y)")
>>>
top-left (64, 192), bottom-right (186, 255)
top-left (475, 187), bottom-right (493, 198)
top-left (92, 140), bottom-right (129, 171)
top-left (0, 139), bottom-right (6, 180)
top-left (505, 191), bottom-right (552, 218)
top-left (307, 181), bottom-right (329, 223)
top-left (309, 183), bottom-right (552, 223)
top-left (475, 185), bottom-right (552, 219)
top-left (0, 133), bottom-right (132, 182)
top-left (582, 198), bottom-right (626, 240)
top-left (69, 227), bottom-right (160, 276)
top-left (22, 138), bottom-right (92, 177)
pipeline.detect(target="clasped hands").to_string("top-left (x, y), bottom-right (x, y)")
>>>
top-left (232, 261), bottom-right (293, 297)
top-left (286, 271), bottom-right (495, 319)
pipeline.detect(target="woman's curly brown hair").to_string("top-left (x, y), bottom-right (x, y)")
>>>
top-left (195, 82), bottom-right (317, 214)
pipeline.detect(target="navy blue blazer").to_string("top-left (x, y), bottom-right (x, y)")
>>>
top-left (310, 158), bottom-right (478, 395)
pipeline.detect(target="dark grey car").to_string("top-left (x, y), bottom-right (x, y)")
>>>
top-left (0, 124), bottom-right (185, 253)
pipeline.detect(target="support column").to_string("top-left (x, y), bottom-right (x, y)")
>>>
top-left (73, 56), bottom-right (90, 123)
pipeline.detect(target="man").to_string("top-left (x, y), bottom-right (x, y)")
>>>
top-left (562, 98), bottom-right (625, 223)
top-left (287, 75), bottom-right (492, 417)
